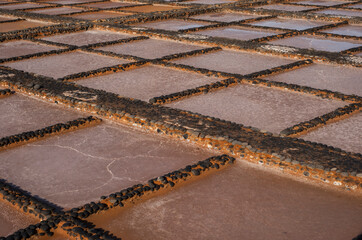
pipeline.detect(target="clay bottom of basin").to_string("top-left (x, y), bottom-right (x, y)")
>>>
top-left (166, 84), bottom-right (345, 134)
top-left (76, 65), bottom-right (220, 101)
top-left (257, 4), bottom-right (316, 11)
top-left (172, 50), bottom-right (294, 75)
top-left (190, 12), bottom-right (266, 22)
top-left (300, 113), bottom-right (362, 154)
top-left (269, 36), bottom-right (361, 52)
top-left (0, 40), bottom-right (61, 59)
top-left (0, 93), bottom-right (84, 138)
top-left (314, 9), bottom-right (362, 17)
top-left (265, 63), bottom-right (362, 96)
top-left (0, 20), bottom-right (50, 33)
top-left (119, 5), bottom-right (183, 13)
top-left (249, 18), bottom-right (326, 30)
top-left (0, 3), bottom-right (46, 10)
top-left (70, 11), bottom-right (131, 20)
top-left (0, 200), bottom-right (39, 237)
top-left (195, 26), bottom-right (283, 41)
top-left (41, 30), bottom-right (134, 46)
top-left (3, 51), bottom-right (128, 79)
top-left (294, 0), bottom-right (347, 6)
top-left (98, 39), bottom-right (204, 59)
top-left (29, 7), bottom-right (84, 15)
top-left (0, 123), bottom-right (215, 209)
top-left (132, 19), bottom-right (209, 31)
top-left (88, 161), bottom-right (362, 240)
top-left (77, 1), bottom-right (138, 9)
top-left (321, 24), bottom-right (362, 37)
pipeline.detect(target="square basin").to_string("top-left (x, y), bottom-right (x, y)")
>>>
top-left (119, 5), bottom-right (183, 13)
top-left (0, 200), bottom-right (39, 237)
top-left (28, 6), bottom-right (84, 15)
top-left (0, 3), bottom-right (46, 10)
top-left (87, 161), bottom-right (362, 240)
top-left (166, 84), bottom-right (345, 134)
top-left (131, 19), bottom-right (209, 31)
top-left (268, 35), bottom-right (361, 52)
top-left (314, 9), bottom-right (362, 17)
top-left (0, 20), bottom-right (50, 33)
top-left (41, 30), bottom-right (134, 46)
top-left (0, 123), bottom-right (215, 209)
top-left (194, 26), bottom-right (283, 41)
top-left (320, 24), bottom-right (362, 37)
top-left (70, 11), bottom-right (131, 20)
top-left (300, 113), bottom-right (361, 154)
top-left (294, 0), bottom-right (348, 6)
top-left (3, 51), bottom-right (129, 79)
top-left (0, 93), bottom-right (83, 138)
top-left (75, 65), bottom-right (220, 101)
top-left (190, 12), bottom-right (266, 22)
top-left (256, 4), bottom-right (316, 11)
top-left (249, 18), bottom-right (327, 30)
top-left (171, 50), bottom-right (294, 75)
top-left (0, 40), bottom-right (60, 59)
top-left (98, 39), bottom-right (204, 59)
top-left (264, 63), bottom-right (362, 96)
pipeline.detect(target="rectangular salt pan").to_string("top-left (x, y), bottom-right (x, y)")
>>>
top-left (98, 39), bottom-right (204, 59)
top-left (172, 50), bottom-right (294, 75)
top-left (0, 40), bottom-right (60, 59)
top-left (0, 94), bottom-right (84, 138)
top-left (314, 9), bottom-right (362, 17)
top-left (257, 4), bottom-right (315, 11)
top-left (295, 0), bottom-right (348, 6)
top-left (3, 51), bottom-right (129, 79)
top-left (132, 19), bottom-right (208, 31)
top-left (269, 36), bottom-right (361, 52)
top-left (249, 18), bottom-right (326, 30)
top-left (195, 27), bottom-right (283, 41)
top-left (190, 12), bottom-right (266, 22)
top-left (166, 84), bottom-right (345, 134)
top-left (265, 63), bottom-right (362, 96)
top-left (88, 162), bottom-right (362, 240)
top-left (41, 30), bottom-right (134, 46)
top-left (0, 123), bottom-right (215, 209)
top-left (0, 20), bottom-right (50, 33)
top-left (29, 7), bottom-right (83, 15)
top-left (321, 25), bottom-right (362, 37)
top-left (76, 65), bottom-right (220, 101)
top-left (300, 113), bottom-right (362, 154)
top-left (70, 11), bottom-right (130, 20)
